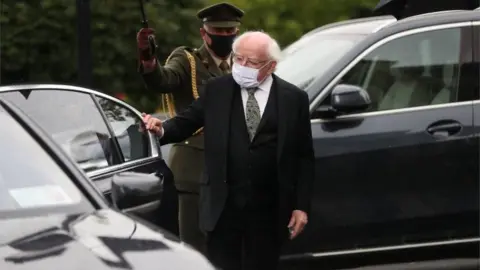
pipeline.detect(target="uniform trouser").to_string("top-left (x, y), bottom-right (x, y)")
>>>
top-left (167, 142), bottom-right (206, 254)
top-left (178, 191), bottom-right (206, 253)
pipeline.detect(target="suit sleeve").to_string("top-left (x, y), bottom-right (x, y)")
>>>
top-left (295, 91), bottom-right (315, 215)
top-left (159, 88), bottom-right (206, 145)
top-left (140, 48), bottom-right (190, 94)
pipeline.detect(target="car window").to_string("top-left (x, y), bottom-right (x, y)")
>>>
top-left (0, 90), bottom-right (115, 172)
top-left (276, 34), bottom-right (365, 90)
top-left (96, 96), bottom-right (150, 162)
top-left (331, 26), bottom-right (475, 111)
top-left (0, 105), bottom-right (89, 215)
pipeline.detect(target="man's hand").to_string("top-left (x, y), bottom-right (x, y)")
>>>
top-left (137, 28), bottom-right (157, 71)
top-left (287, 210), bottom-right (308, 239)
top-left (142, 113), bottom-right (163, 136)
top-left (137, 28), bottom-right (155, 54)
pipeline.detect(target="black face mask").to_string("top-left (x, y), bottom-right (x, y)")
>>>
top-left (206, 33), bottom-right (236, 58)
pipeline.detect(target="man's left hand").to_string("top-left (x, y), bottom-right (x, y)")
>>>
top-left (288, 210), bottom-right (308, 239)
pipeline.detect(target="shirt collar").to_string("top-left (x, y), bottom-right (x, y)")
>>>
top-left (209, 51), bottom-right (231, 68)
top-left (257, 75), bottom-right (273, 92)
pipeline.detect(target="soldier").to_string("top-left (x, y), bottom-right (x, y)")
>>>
top-left (136, 2), bottom-right (244, 253)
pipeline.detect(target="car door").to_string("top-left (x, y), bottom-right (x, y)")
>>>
top-left (91, 94), bottom-right (177, 235)
top-left (284, 23), bottom-right (479, 259)
top-left (0, 88), bottom-right (178, 235)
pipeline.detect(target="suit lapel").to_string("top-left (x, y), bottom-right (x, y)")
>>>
top-left (198, 45), bottom-right (223, 77)
top-left (216, 76), bottom-right (237, 172)
top-left (254, 80), bottom-right (276, 137)
top-left (275, 75), bottom-right (290, 163)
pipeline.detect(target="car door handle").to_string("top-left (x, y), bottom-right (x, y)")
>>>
top-left (426, 120), bottom-right (462, 136)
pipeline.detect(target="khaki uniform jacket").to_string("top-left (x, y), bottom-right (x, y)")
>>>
top-left (141, 45), bottom-right (228, 193)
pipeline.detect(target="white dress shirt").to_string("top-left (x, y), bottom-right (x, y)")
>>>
top-left (240, 75), bottom-right (273, 118)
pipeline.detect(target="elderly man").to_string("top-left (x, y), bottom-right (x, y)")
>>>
top-left (136, 2), bottom-right (244, 253)
top-left (143, 31), bottom-right (314, 270)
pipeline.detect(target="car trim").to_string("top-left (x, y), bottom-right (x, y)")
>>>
top-left (371, 19), bottom-right (398, 33)
top-left (281, 237), bottom-right (480, 261)
top-left (91, 93), bottom-right (125, 165)
top-left (310, 100), bottom-right (479, 123)
top-left (309, 21), bottom-right (474, 113)
top-left (123, 200), bottom-right (161, 214)
top-left (0, 84), bottom-right (160, 158)
top-left (87, 156), bottom-right (161, 179)
top-left (401, 10), bottom-right (473, 22)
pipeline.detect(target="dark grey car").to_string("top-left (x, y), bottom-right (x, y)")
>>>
top-left (276, 10), bottom-right (480, 270)
top-left (0, 98), bottom-right (215, 270)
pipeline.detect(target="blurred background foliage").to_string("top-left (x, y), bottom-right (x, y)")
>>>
top-left (0, 0), bottom-right (378, 112)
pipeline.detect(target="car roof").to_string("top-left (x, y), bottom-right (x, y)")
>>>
top-left (0, 83), bottom-right (142, 118)
top-left (303, 15), bottom-right (397, 37)
top-left (379, 10), bottom-right (480, 34)
top-left (282, 16), bottom-right (397, 55)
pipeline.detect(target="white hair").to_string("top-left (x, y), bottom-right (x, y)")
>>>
top-left (232, 31), bottom-right (283, 62)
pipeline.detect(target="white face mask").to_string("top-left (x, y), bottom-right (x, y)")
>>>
top-left (232, 62), bottom-right (268, 88)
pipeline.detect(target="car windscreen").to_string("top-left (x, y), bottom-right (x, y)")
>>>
top-left (275, 34), bottom-right (365, 91)
top-left (0, 105), bottom-right (92, 217)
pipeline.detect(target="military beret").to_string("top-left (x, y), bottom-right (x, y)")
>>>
top-left (197, 2), bottom-right (244, 28)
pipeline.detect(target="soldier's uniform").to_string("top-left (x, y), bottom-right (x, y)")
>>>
top-left (139, 3), bottom-right (244, 254)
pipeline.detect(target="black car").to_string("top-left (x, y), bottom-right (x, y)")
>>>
top-left (0, 98), bottom-right (215, 269)
top-left (0, 85), bottom-right (178, 236)
top-left (274, 10), bottom-right (480, 269)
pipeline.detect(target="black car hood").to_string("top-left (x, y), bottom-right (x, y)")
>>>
top-left (0, 209), bottom-right (214, 269)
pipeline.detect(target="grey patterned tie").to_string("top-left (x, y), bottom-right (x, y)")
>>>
top-left (245, 87), bottom-right (261, 141)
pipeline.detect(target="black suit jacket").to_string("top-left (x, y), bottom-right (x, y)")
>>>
top-left (160, 74), bottom-right (314, 234)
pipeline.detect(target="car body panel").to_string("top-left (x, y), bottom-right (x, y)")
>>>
top-left (0, 209), bottom-right (212, 270)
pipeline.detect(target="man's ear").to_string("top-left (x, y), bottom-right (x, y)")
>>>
top-left (269, 61), bottom-right (277, 73)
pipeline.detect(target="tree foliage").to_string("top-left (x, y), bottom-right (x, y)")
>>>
top-left (1, 0), bottom-right (378, 112)
top-left (1, 0), bottom-right (205, 112)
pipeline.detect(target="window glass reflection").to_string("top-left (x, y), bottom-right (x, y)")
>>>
top-left (96, 96), bottom-right (150, 162)
top-left (0, 90), bottom-right (113, 172)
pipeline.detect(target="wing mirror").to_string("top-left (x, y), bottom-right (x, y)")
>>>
top-left (111, 172), bottom-right (163, 212)
top-left (314, 84), bottom-right (371, 118)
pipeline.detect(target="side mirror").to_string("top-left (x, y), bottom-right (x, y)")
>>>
top-left (111, 172), bottom-right (163, 212)
top-left (331, 84), bottom-right (371, 113)
top-left (313, 84), bottom-right (371, 119)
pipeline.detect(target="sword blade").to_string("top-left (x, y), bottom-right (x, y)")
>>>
top-left (138, 0), bottom-right (148, 27)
